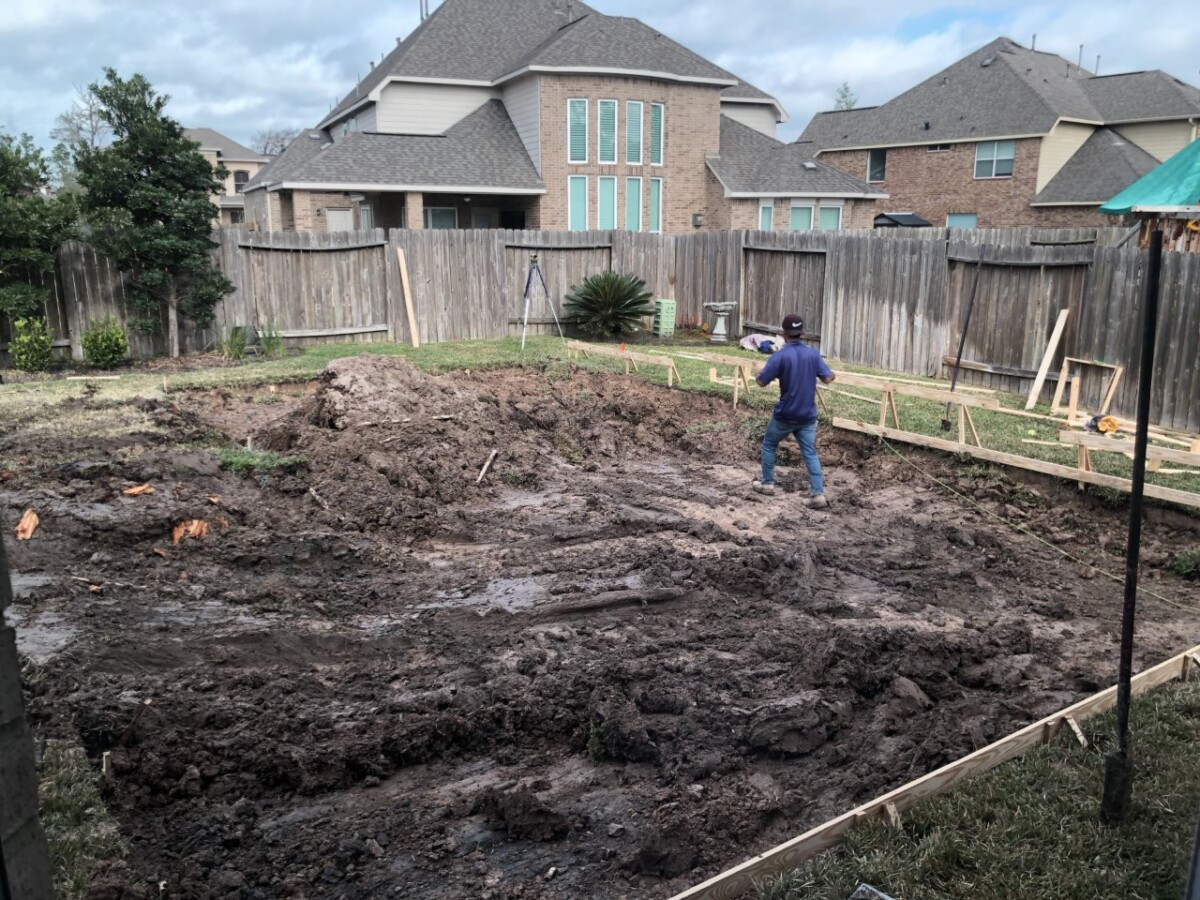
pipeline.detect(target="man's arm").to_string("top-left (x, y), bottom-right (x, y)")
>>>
top-left (756, 356), bottom-right (779, 388)
top-left (820, 372), bottom-right (836, 385)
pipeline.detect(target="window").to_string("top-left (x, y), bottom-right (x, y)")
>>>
top-left (626, 177), bottom-right (642, 231)
top-left (947, 213), bottom-right (978, 229)
top-left (326, 207), bottom-right (354, 232)
top-left (759, 199), bottom-right (774, 232)
top-left (789, 204), bottom-right (813, 231)
top-left (568, 99), bottom-right (588, 164)
top-left (626, 101), bottom-right (643, 165)
top-left (650, 103), bottom-right (664, 166)
top-left (649, 178), bottom-right (662, 233)
top-left (868, 148), bottom-right (886, 182)
top-left (975, 140), bottom-right (1014, 178)
top-left (927, 144), bottom-right (951, 152)
top-left (597, 176), bottom-right (617, 229)
top-left (568, 175), bottom-right (588, 231)
top-left (597, 100), bottom-right (617, 165)
top-left (818, 206), bottom-right (842, 231)
top-left (350, 117), bottom-right (357, 133)
top-left (233, 170), bottom-right (249, 193)
top-left (229, 209), bottom-right (245, 225)
top-left (359, 204), bottom-right (373, 230)
top-left (423, 208), bottom-right (457, 229)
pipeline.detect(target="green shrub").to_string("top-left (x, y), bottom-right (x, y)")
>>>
top-left (259, 322), bottom-right (285, 358)
top-left (9, 317), bottom-right (54, 371)
top-left (80, 315), bottom-right (128, 369)
top-left (0, 283), bottom-right (50, 320)
top-left (563, 272), bottom-right (654, 336)
top-left (219, 326), bottom-right (248, 360)
top-left (1171, 546), bottom-right (1200, 580)
top-left (216, 447), bottom-right (306, 475)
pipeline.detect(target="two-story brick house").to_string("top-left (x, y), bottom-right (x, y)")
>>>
top-left (184, 128), bottom-right (271, 227)
top-left (797, 38), bottom-right (1200, 229)
top-left (243, 0), bottom-right (883, 234)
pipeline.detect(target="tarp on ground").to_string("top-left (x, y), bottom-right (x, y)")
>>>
top-left (1100, 138), bottom-right (1200, 215)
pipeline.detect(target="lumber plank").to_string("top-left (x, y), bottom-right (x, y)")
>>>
top-left (1025, 308), bottom-right (1069, 409)
top-left (397, 247), bottom-right (420, 349)
top-left (277, 325), bottom-right (388, 338)
top-left (1056, 431), bottom-right (1200, 468)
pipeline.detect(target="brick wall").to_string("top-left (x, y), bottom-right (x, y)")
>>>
top-left (243, 190), bottom-right (287, 231)
top-left (537, 74), bottom-right (721, 234)
top-left (0, 533), bottom-right (54, 899)
top-left (818, 139), bottom-right (1108, 228)
top-left (729, 197), bottom-right (876, 232)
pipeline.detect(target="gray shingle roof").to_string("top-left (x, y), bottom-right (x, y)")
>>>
top-left (798, 37), bottom-right (1200, 152)
top-left (244, 130), bottom-right (331, 191)
top-left (1033, 128), bottom-right (1159, 204)
top-left (252, 101), bottom-right (544, 192)
top-left (184, 128), bottom-right (265, 161)
top-left (708, 116), bottom-right (882, 197)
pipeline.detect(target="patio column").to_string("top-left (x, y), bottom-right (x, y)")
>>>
top-left (406, 192), bottom-right (424, 230)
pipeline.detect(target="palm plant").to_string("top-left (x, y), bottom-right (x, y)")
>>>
top-left (563, 272), bottom-right (655, 337)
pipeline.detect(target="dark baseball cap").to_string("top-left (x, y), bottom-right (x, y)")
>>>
top-left (781, 314), bottom-right (804, 336)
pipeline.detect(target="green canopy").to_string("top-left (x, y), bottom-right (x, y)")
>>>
top-left (1101, 138), bottom-right (1200, 215)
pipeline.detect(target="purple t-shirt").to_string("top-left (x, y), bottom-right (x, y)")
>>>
top-left (757, 341), bottom-right (833, 423)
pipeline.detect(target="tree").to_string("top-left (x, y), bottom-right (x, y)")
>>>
top-left (250, 127), bottom-right (301, 156)
top-left (49, 86), bottom-right (111, 192)
top-left (76, 69), bottom-right (233, 357)
top-left (0, 132), bottom-right (78, 322)
top-left (834, 82), bottom-right (858, 111)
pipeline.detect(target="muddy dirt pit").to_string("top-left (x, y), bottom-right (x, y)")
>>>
top-left (4, 356), bottom-right (1199, 899)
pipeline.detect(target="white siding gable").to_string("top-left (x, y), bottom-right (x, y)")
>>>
top-left (1115, 121), bottom-right (1195, 163)
top-left (503, 77), bottom-right (541, 173)
top-left (1036, 121), bottom-right (1094, 192)
top-left (357, 106), bottom-right (378, 133)
top-left (720, 102), bottom-right (778, 138)
top-left (377, 82), bottom-right (499, 135)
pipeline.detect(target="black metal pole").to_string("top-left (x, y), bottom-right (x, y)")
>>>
top-left (1100, 228), bottom-right (1163, 825)
top-left (1185, 807), bottom-right (1200, 900)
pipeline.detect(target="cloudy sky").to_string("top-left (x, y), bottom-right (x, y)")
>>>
top-left (4, 0), bottom-right (1199, 153)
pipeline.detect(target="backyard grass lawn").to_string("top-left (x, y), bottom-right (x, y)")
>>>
top-left (754, 678), bottom-right (1200, 900)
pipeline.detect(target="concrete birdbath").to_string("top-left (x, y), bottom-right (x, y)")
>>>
top-left (703, 301), bottom-right (737, 343)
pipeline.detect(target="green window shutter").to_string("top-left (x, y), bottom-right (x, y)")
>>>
top-left (650, 103), bottom-right (664, 165)
top-left (759, 202), bottom-right (774, 231)
top-left (626, 177), bottom-right (642, 231)
top-left (568, 99), bottom-right (587, 164)
top-left (648, 179), bottom-right (662, 233)
top-left (789, 206), bottom-right (813, 231)
top-left (626, 101), bottom-right (643, 165)
top-left (598, 177), bottom-right (616, 229)
top-left (818, 206), bottom-right (842, 231)
top-left (598, 100), bottom-right (617, 164)
top-left (569, 176), bottom-right (588, 231)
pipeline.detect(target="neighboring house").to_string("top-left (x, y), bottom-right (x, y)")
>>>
top-left (798, 38), bottom-right (1200, 228)
top-left (243, 0), bottom-right (882, 234)
top-left (185, 128), bottom-right (271, 227)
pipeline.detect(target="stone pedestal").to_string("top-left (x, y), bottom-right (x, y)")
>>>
top-left (703, 302), bottom-right (737, 343)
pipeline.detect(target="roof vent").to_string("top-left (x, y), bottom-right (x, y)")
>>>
top-left (803, 161), bottom-right (818, 170)
top-left (923, 121), bottom-right (930, 130)
top-left (980, 56), bottom-right (995, 68)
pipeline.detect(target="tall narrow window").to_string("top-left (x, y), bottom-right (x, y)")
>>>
top-left (597, 176), bottom-right (617, 229)
top-left (817, 206), bottom-right (842, 231)
top-left (626, 177), bottom-right (642, 232)
top-left (649, 178), bottom-right (662, 233)
top-left (789, 204), bottom-right (813, 231)
top-left (626, 101), bottom-right (643, 165)
top-left (233, 170), bottom-right (249, 192)
top-left (650, 103), bottom-right (664, 166)
top-left (759, 200), bottom-right (774, 231)
top-left (868, 148), bottom-right (886, 182)
top-left (568, 99), bottom-right (588, 164)
top-left (598, 100), bottom-right (617, 165)
top-left (568, 176), bottom-right (588, 231)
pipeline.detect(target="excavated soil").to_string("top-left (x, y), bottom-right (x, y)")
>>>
top-left (5, 356), bottom-right (1200, 899)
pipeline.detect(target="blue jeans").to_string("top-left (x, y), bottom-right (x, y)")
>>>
top-left (761, 416), bottom-right (825, 496)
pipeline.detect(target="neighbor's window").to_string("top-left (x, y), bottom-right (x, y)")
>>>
top-left (927, 144), bottom-right (951, 152)
top-left (649, 178), bottom-right (662, 233)
top-left (817, 206), bottom-right (842, 231)
top-left (359, 204), bottom-right (373, 230)
top-left (868, 148), bottom-right (886, 182)
top-left (568, 99), bottom-right (588, 164)
top-left (233, 170), bottom-right (249, 192)
top-left (759, 199), bottom-right (774, 231)
top-left (568, 175), bottom-right (588, 231)
top-left (975, 140), bottom-right (1014, 178)
top-left (626, 177), bottom-right (643, 231)
top-left (947, 213), bottom-right (978, 229)
top-left (789, 204), bottom-right (813, 231)
top-left (423, 208), bottom-right (457, 229)
top-left (626, 101), bottom-right (644, 165)
top-left (597, 176), bottom-right (616, 229)
top-left (229, 209), bottom-right (245, 224)
top-left (597, 100), bottom-right (617, 165)
top-left (650, 103), bottom-right (664, 166)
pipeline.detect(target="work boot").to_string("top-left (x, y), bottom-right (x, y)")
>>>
top-left (805, 494), bottom-right (829, 509)
top-left (751, 480), bottom-right (777, 495)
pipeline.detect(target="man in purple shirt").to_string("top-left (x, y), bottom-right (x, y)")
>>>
top-left (753, 314), bottom-right (836, 508)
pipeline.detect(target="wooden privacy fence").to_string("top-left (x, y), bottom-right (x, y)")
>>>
top-left (17, 224), bottom-right (1198, 432)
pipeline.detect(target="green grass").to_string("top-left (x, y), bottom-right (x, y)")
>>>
top-left (1170, 546), bottom-right (1200, 579)
top-left (39, 741), bottom-right (128, 899)
top-left (755, 679), bottom-right (1200, 900)
top-left (216, 447), bottom-right (307, 476)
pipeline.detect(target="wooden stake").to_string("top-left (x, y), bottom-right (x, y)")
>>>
top-left (964, 406), bottom-right (981, 447)
top-left (1025, 309), bottom-right (1070, 410)
top-left (884, 801), bottom-right (901, 828)
top-left (1065, 715), bottom-right (1088, 749)
top-left (101, 751), bottom-right (112, 782)
top-left (476, 449), bottom-right (499, 484)
top-left (397, 247), bottom-right (420, 348)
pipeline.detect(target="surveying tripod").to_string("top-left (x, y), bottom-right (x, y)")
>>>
top-left (519, 253), bottom-right (567, 351)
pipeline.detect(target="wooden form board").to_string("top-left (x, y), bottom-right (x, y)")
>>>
top-left (1025, 308), bottom-right (1071, 409)
top-left (1057, 430), bottom-right (1200, 469)
top-left (567, 341), bottom-right (681, 386)
top-left (671, 641), bottom-right (1200, 900)
top-left (277, 325), bottom-right (388, 339)
top-left (397, 247), bottom-right (420, 348)
top-left (1048, 357), bottom-right (1124, 419)
top-left (834, 418), bottom-right (1200, 511)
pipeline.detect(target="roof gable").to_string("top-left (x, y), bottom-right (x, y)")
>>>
top-left (1034, 127), bottom-right (1159, 204)
top-left (184, 127), bottom-right (265, 161)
